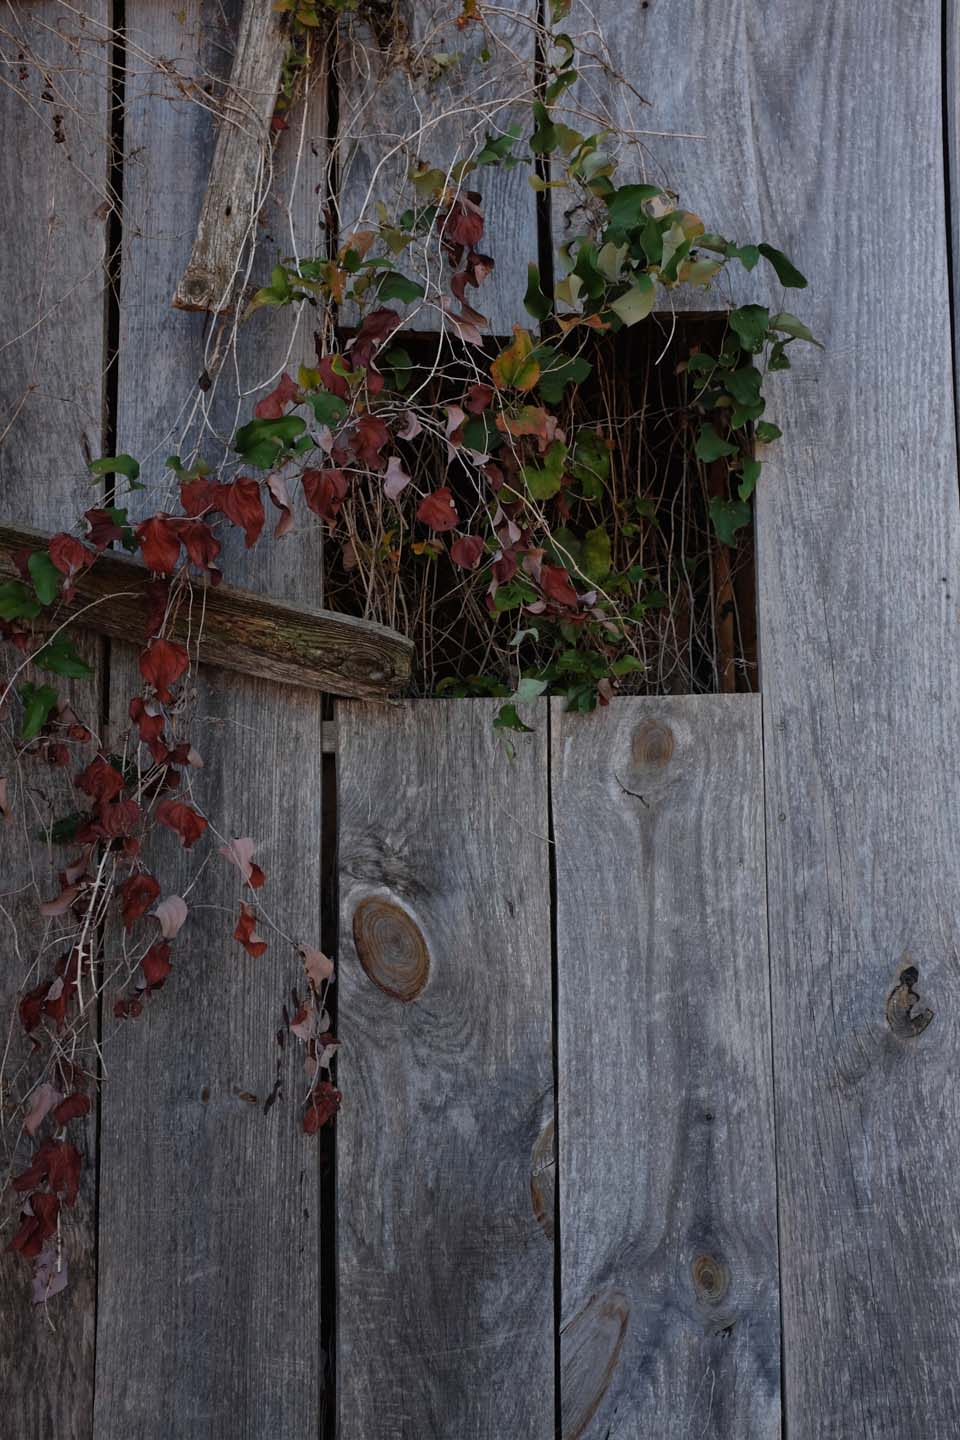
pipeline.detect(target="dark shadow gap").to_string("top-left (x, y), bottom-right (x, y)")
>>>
top-left (92, 0), bottom-right (127, 1416)
top-left (942, 0), bottom-right (960, 476)
top-left (327, 317), bottom-right (758, 698)
top-left (319, 707), bottom-right (339, 1440)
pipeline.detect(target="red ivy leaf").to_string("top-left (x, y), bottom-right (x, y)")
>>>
top-left (119, 873), bottom-right (161, 929)
top-left (303, 1080), bottom-right (342, 1134)
top-left (302, 468), bottom-right (347, 524)
top-left (156, 799), bottom-right (208, 849)
top-left (234, 901), bottom-right (268, 958)
top-left (254, 371), bottom-right (299, 420)
top-left (83, 507), bottom-right (124, 550)
top-left (137, 515), bottom-right (182, 574)
top-left (450, 534), bottom-right (485, 570)
top-left (51, 1093), bottom-right (91, 1127)
top-left (142, 942), bottom-right (172, 991)
top-left (139, 638), bottom-right (189, 703)
top-left (464, 383), bottom-right (494, 414)
top-left (349, 414), bottom-right (391, 471)
top-left (541, 563), bottom-right (579, 609)
top-left (219, 478), bottom-right (265, 548)
top-left (75, 754), bottom-right (125, 803)
top-left (49, 534), bottom-right (94, 589)
top-left (417, 487), bottom-right (459, 533)
top-left (175, 519), bottom-right (221, 577)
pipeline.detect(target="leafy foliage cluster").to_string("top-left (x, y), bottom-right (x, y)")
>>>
top-left (0, 0), bottom-right (816, 1299)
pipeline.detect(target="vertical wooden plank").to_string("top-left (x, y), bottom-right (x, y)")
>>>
top-left (752, 3), bottom-right (960, 1433)
top-left (552, 695), bottom-right (779, 1437)
top-left (334, 2), bottom-right (539, 334)
top-left (0, 4), bottom-right (109, 1433)
top-left (337, 699), bottom-right (554, 1438)
top-left (93, 3), bottom-right (328, 1433)
top-left (547, 1), bottom-right (764, 312)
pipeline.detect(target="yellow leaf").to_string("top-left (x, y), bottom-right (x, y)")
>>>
top-left (491, 326), bottom-right (541, 392)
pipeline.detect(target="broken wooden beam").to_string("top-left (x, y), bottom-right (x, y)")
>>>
top-left (0, 524), bottom-right (412, 700)
top-left (173, 0), bottom-right (289, 313)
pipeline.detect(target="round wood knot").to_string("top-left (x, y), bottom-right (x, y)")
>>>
top-left (631, 718), bottom-right (674, 770)
top-left (352, 897), bottom-right (429, 1002)
top-left (691, 1252), bottom-right (729, 1306)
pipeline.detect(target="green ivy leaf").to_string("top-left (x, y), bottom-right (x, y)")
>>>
top-left (726, 243), bottom-right (760, 271)
top-left (307, 392), bottom-right (349, 426)
top-left (581, 526), bottom-right (612, 581)
top-left (34, 635), bottom-right (94, 679)
top-left (475, 123), bottom-right (524, 166)
top-left (769, 311), bottom-right (822, 346)
top-left (0, 580), bottom-right (41, 621)
top-left (724, 365), bottom-right (762, 406)
top-left (515, 676), bottom-right (548, 703)
top-left (28, 551), bottom-right (61, 606)
top-left (738, 456), bottom-right (762, 501)
top-left (533, 345), bottom-right (592, 405)
top-left (728, 305), bottom-right (770, 352)
top-left (494, 702), bottom-right (533, 734)
top-left (234, 415), bottom-right (306, 469)
top-left (709, 497), bottom-right (752, 547)
top-left (611, 654), bottom-right (644, 677)
top-left (695, 423), bottom-right (739, 462)
top-left (377, 272), bottom-right (425, 304)
top-left (522, 440), bottom-right (567, 500)
top-left (604, 183), bottom-right (662, 231)
top-left (18, 681), bottom-right (58, 741)
top-left (523, 263), bottom-right (552, 321)
top-left (759, 243), bottom-right (807, 288)
top-left (89, 453), bottom-right (140, 483)
top-left (609, 273), bottom-right (656, 326)
top-left (755, 420), bottom-right (783, 444)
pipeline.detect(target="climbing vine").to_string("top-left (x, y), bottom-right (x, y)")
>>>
top-left (0, 0), bottom-right (817, 1301)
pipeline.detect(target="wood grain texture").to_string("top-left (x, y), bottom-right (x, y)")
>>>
top-left (174, 0), bottom-right (288, 311)
top-left (94, 2), bottom-right (328, 1434)
top-left (337, 699), bottom-right (554, 1438)
top-left (0, 522), bottom-right (412, 699)
top-left (552, 696), bottom-right (779, 1438)
top-left (750, 3), bottom-right (960, 1435)
top-left (549, 1), bottom-right (766, 313)
top-left (334, 1), bottom-right (539, 334)
top-left (0, 4), bottom-right (109, 1434)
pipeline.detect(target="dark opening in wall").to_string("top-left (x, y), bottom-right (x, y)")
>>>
top-left (325, 314), bottom-right (757, 697)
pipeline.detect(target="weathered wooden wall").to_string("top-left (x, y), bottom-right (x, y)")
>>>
top-left (3, 1), bottom-right (960, 1438)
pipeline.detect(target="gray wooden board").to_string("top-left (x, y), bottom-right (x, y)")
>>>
top-left (334, 1), bottom-right (539, 335)
top-left (548, 1), bottom-right (766, 313)
top-left (336, 699), bottom-right (555, 1438)
top-left (93, 2), bottom-right (328, 1433)
top-left (747, 2), bottom-right (960, 1435)
top-left (0, 4), bottom-right (109, 1433)
top-left (551, 696), bottom-right (779, 1438)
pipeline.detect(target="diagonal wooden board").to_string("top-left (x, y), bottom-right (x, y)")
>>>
top-left (0, 522), bottom-right (412, 700)
top-left (552, 695), bottom-right (780, 1438)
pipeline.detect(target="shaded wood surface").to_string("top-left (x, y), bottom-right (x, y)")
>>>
top-left (0, 5), bottom-right (110, 1434)
top-left (173, 0), bottom-right (287, 312)
top-left (0, 522), bottom-right (412, 699)
top-left (750, 4), bottom-right (960, 1435)
top-left (551, 1), bottom-right (765, 315)
top-left (335, 1), bottom-right (539, 334)
top-left (337, 699), bottom-right (555, 1437)
top-left (552, 696), bottom-right (779, 1437)
top-left (93, 3), bottom-right (328, 1435)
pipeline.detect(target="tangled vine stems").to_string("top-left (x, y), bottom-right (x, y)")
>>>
top-left (0, 3), bottom-right (817, 1299)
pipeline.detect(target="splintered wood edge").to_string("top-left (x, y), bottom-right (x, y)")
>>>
top-left (0, 522), bottom-right (412, 701)
top-left (172, 0), bottom-right (287, 313)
